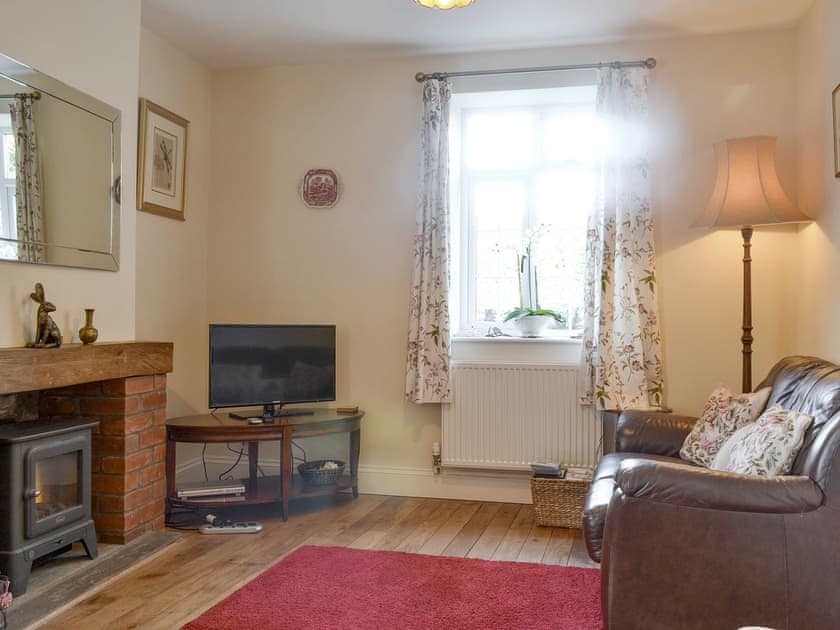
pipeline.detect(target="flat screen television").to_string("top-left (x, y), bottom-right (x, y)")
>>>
top-left (209, 324), bottom-right (336, 416)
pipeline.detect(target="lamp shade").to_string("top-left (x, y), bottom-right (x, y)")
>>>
top-left (415, 0), bottom-right (475, 8)
top-left (693, 136), bottom-right (811, 228)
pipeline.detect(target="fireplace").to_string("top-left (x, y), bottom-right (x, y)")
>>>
top-left (0, 342), bottom-right (173, 596)
top-left (0, 419), bottom-right (98, 596)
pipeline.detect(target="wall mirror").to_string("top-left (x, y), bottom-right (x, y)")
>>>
top-left (0, 52), bottom-right (120, 271)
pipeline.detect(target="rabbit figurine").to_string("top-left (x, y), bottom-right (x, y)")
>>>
top-left (26, 282), bottom-right (62, 348)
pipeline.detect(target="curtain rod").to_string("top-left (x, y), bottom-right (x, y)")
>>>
top-left (414, 57), bottom-right (656, 83)
top-left (0, 91), bottom-right (40, 100)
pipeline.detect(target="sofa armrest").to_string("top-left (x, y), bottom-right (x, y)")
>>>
top-left (616, 459), bottom-right (823, 514)
top-left (614, 410), bottom-right (697, 456)
top-left (602, 464), bottom-right (802, 629)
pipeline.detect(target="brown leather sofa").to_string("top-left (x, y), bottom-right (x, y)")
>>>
top-left (583, 356), bottom-right (840, 630)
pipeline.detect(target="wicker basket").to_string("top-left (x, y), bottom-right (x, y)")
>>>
top-left (298, 459), bottom-right (346, 486)
top-left (531, 468), bottom-right (593, 529)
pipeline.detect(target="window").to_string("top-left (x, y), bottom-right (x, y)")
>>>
top-left (0, 113), bottom-right (17, 259)
top-left (450, 86), bottom-right (603, 336)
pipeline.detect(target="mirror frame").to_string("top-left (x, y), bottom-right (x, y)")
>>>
top-left (0, 52), bottom-right (121, 271)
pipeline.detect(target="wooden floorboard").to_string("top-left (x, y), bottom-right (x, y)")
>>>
top-left (567, 532), bottom-right (600, 569)
top-left (466, 503), bottom-right (521, 560)
top-left (7, 532), bottom-right (179, 629)
top-left (417, 501), bottom-right (481, 556)
top-left (348, 497), bottom-right (426, 549)
top-left (517, 521), bottom-right (553, 564)
top-left (37, 495), bottom-right (596, 629)
top-left (375, 499), bottom-right (444, 551)
top-left (542, 527), bottom-right (576, 565)
top-left (492, 504), bottom-right (534, 561)
top-left (394, 500), bottom-right (461, 554)
top-left (440, 501), bottom-right (502, 557)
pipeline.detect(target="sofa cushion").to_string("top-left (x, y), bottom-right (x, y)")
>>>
top-left (583, 452), bottom-right (684, 562)
top-left (679, 386), bottom-right (771, 467)
top-left (712, 405), bottom-right (814, 476)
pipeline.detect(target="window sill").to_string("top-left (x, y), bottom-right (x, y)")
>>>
top-left (452, 334), bottom-right (582, 345)
top-left (451, 334), bottom-right (582, 363)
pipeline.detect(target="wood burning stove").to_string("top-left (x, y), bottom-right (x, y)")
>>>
top-left (0, 420), bottom-right (98, 596)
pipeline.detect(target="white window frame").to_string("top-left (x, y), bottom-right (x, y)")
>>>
top-left (0, 115), bottom-right (17, 258)
top-left (450, 86), bottom-right (599, 337)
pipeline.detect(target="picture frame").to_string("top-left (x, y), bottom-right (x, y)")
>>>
top-left (834, 83), bottom-right (840, 178)
top-left (137, 98), bottom-right (189, 220)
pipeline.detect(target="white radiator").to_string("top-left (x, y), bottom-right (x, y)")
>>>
top-left (442, 361), bottom-right (600, 470)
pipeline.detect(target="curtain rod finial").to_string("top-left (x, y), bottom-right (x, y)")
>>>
top-left (415, 72), bottom-right (427, 83)
top-left (644, 58), bottom-right (657, 69)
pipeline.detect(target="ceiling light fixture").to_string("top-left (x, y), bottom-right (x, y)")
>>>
top-left (414, 0), bottom-right (476, 9)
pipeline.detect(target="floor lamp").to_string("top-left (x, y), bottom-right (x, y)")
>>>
top-left (693, 136), bottom-right (812, 393)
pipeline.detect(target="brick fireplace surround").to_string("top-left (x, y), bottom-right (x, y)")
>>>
top-left (0, 342), bottom-right (173, 544)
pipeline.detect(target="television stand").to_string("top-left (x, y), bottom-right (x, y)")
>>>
top-left (166, 409), bottom-right (364, 521)
top-left (229, 403), bottom-right (315, 422)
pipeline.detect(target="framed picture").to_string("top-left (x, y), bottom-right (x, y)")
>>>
top-left (834, 84), bottom-right (840, 178)
top-left (137, 98), bottom-right (189, 220)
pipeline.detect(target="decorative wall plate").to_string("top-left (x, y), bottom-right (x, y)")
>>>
top-left (301, 169), bottom-right (341, 208)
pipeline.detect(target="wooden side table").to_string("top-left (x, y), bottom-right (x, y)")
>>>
top-left (165, 409), bottom-right (363, 520)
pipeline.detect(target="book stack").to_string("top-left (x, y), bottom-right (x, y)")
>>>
top-left (529, 462), bottom-right (567, 479)
top-left (175, 480), bottom-right (246, 503)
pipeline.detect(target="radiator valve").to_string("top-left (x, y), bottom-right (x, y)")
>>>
top-left (432, 442), bottom-right (442, 475)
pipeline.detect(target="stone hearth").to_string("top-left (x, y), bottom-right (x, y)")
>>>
top-left (0, 342), bottom-right (173, 544)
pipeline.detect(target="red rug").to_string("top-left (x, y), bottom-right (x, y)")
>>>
top-left (183, 545), bottom-right (601, 630)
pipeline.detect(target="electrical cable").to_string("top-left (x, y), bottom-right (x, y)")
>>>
top-left (218, 444), bottom-right (244, 480)
top-left (165, 505), bottom-right (210, 530)
top-left (201, 443), bottom-right (208, 481)
top-left (292, 440), bottom-right (307, 465)
top-left (165, 523), bottom-right (202, 532)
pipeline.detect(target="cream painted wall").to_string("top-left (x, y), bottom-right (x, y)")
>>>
top-left (0, 3), bottom-right (814, 502)
top-left (647, 30), bottom-right (800, 410)
top-left (207, 28), bottom-right (801, 488)
top-left (794, 0), bottom-right (840, 359)
top-left (137, 28), bottom-right (212, 419)
top-left (0, 0), bottom-right (140, 346)
top-left (0, 4), bottom-right (802, 499)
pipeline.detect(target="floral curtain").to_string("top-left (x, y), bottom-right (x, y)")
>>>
top-left (405, 79), bottom-right (453, 404)
top-left (9, 96), bottom-right (44, 263)
top-left (579, 66), bottom-right (664, 411)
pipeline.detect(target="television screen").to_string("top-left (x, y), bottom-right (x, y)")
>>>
top-left (209, 324), bottom-right (336, 409)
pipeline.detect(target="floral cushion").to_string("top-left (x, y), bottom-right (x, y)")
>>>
top-left (679, 386), bottom-right (771, 467)
top-left (711, 405), bottom-right (813, 476)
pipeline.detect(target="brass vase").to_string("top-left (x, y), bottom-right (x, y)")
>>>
top-left (78, 308), bottom-right (98, 345)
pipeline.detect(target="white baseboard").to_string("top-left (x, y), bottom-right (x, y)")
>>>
top-left (176, 455), bottom-right (532, 504)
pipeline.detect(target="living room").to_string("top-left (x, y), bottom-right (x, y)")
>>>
top-left (0, 0), bottom-right (838, 628)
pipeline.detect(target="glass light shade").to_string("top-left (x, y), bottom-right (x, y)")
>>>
top-left (415, 0), bottom-right (476, 8)
top-left (694, 136), bottom-right (812, 228)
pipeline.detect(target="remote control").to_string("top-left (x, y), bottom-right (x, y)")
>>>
top-left (199, 522), bottom-right (263, 535)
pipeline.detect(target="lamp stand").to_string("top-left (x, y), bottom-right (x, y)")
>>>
top-left (741, 226), bottom-right (753, 393)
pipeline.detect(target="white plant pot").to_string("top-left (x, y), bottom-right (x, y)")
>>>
top-left (513, 315), bottom-right (553, 338)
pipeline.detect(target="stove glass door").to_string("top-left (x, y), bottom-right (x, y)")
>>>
top-left (25, 434), bottom-right (90, 539)
top-left (35, 451), bottom-right (81, 520)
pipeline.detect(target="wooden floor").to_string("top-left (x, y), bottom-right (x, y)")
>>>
top-left (37, 495), bottom-right (598, 629)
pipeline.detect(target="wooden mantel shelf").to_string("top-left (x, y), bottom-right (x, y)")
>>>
top-left (0, 342), bottom-right (173, 395)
